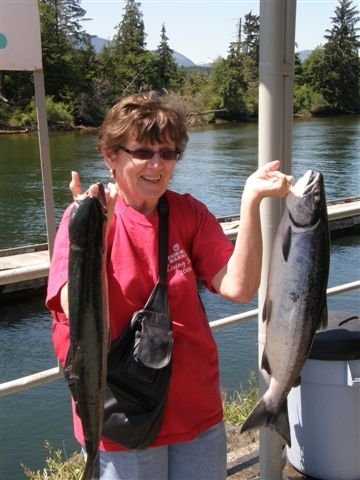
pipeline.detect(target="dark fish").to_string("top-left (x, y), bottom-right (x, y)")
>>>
top-left (241, 170), bottom-right (330, 446)
top-left (68, 184), bottom-right (108, 479)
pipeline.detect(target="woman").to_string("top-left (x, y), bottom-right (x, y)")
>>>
top-left (46, 91), bottom-right (292, 480)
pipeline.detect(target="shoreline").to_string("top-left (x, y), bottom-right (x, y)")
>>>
top-left (2, 111), bottom-right (358, 136)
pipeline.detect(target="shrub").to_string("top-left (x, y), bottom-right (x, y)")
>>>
top-left (6, 97), bottom-right (74, 129)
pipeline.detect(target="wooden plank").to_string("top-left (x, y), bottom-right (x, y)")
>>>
top-left (0, 250), bottom-right (49, 285)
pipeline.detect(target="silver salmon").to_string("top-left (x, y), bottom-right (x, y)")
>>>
top-left (68, 184), bottom-right (108, 479)
top-left (240, 170), bottom-right (330, 446)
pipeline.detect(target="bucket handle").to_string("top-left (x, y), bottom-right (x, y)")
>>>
top-left (339, 315), bottom-right (359, 326)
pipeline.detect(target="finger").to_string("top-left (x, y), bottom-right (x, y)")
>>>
top-left (267, 169), bottom-right (293, 185)
top-left (87, 183), bottom-right (99, 197)
top-left (263, 160), bottom-right (281, 172)
top-left (70, 171), bottom-right (83, 199)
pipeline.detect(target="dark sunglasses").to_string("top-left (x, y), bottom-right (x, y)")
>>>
top-left (118, 146), bottom-right (182, 161)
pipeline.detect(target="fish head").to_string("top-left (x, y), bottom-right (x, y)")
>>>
top-left (286, 170), bottom-right (326, 228)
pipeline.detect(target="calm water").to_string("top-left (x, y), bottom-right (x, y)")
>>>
top-left (0, 115), bottom-right (359, 478)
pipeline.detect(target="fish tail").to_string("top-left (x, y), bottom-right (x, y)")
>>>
top-left (82, 451), bottom-right (100, 480)
top-left (240, 398), bottom-right (291, 447)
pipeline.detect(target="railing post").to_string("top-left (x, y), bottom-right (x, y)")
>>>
top-left (258, 0), bottom-right (297, 478)
top-left (34, 69), bottom-right (56, 258)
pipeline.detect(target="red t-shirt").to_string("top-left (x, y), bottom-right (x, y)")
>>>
top-left (46, 190), bottom-right (234, 451)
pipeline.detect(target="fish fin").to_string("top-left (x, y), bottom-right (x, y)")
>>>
top-left (240, 398), bottom-right (291, 447)
top-left (261, 350), bottom-right (272, 376)
top-left (272, 401), bottom-right (291, 447)
top-left (282, 226), bottom-right (292, 262)
top-left (70, 346), bottom-right (81, 380)
top-left (317, 302), bottom-right (328, 330)
top-left (82, 450), bottom-right (100, 480)
top-left (240, 397), bottom-right (268, 433)
top-left (293, 376), bottom-right (301, 388)
top-left (262, 298), bottom-right (272, 324)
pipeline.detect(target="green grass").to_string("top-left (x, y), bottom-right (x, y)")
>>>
top-left (22, 441), bottom-right (84, 480)
top-left (222, 371), bottom-right (259, 426)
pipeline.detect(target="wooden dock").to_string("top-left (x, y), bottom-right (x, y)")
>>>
top-left (220, 196), bottom-right (360, 241)
top-left (1, 197), bottom-right (359, 299)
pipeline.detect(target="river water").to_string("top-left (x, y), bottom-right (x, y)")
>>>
top-left (0, 115), bottom-right (359, 478)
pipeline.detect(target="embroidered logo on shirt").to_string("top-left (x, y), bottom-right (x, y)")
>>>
top-left (168, 243), bottom-right (192, 275)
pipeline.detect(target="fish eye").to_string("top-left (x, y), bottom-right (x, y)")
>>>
top-left (313, 188), bottom-right (321, 202)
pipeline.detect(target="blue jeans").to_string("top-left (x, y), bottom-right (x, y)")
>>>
top-left (95, 421), bottom-right (227, 480)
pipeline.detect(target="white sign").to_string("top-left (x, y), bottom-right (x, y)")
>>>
top-left (0, 0), bottom-right (42, 71)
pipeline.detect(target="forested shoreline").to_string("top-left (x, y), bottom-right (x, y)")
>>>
top-left (0, 0), bottom-right (359, 131)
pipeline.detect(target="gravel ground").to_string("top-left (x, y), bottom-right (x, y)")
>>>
top-left (225, 425), bottom-right (311, 479)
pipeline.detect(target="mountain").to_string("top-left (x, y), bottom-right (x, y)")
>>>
top-left (90, 35), bottom-right (196, 67)
top-left (297, 50), bottom-right (312, 61)
top-left (90, 35), bottom-right (110, 53)
top-left (172, 51), bottom-right (196, 67)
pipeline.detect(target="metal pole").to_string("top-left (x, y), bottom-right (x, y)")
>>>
top-left (33, 69), bottom-right (56, 258)
top-left (258, 1), bottom-right (297, 478)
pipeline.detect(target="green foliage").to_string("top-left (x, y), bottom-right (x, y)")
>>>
top-left (99, 0), bottom-right (150, 96)
top-left (1, 0), bottom-right (359, 129)
top-left (222, 372), bottom-right (259, 426)
top-left (154, 24), bottom-right (179, 91)
top-left (39, 0), bottom-right (98, 123)
top-left (241, 11), bottom-right (260, 65)
top-left (5, 97), bottom-right (73, 129)
top-left (23, 441), bottom-right (84, 480)
top-left (46, 96), bottom-right (74, 125)
top-left (313, 0), bottom-right (360, 112)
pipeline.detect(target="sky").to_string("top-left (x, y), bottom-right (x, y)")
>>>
top-left (80, 0), bottom-right (339, 65)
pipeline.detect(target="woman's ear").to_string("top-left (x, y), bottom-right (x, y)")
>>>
top-left (101, 146), bottom-right (116, 170)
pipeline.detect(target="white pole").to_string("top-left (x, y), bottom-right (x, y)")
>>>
top-left (33, 69), bottom-right (56, 258)
top-left (258, 1), bottom-right (297, 478)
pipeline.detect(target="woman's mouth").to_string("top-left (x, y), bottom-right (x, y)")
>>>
top-left (141, 175), bottom-right (161, 183)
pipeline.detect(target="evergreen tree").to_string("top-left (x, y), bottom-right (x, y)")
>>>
top-left (39, 0), bottom-right (96, 107)
top-left (100, 0), bottom-right (153, 95)
top-left (208, 11), bottom-right (259, 118)
top-left (154, 24), bottom-right (178, 90)
top-left (240, 11), bottom-right (260, 115)
top-left (210, 42), bottom-right (247, 118)
top-left (241, 11), bottom-right (260, 65)
top-left (320, 0), bottom-right (360, 111)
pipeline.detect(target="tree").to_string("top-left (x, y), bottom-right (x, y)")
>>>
top-left (99, 0), bottom-right (153, 96)
top-left (239, 12), bottom-right (260, 115)
top-left (241, 11), bottom-right (260, 65)
top-left (320, 0), bottom-right (360, 111)
top-left (39, 0), bottom-right (97, 107)
top-left (209, 44), bottom-right (247, 119)
top-left (207, 11), bottom-right (259, 118)
top-left (154, 24), bottom-right (179, 90)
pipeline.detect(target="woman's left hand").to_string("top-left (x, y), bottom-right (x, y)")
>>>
top-left (243, 160), bottom-right (293, 203)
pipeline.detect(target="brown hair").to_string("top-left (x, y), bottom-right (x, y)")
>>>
top-left (98, 92), bottom-right (189, 154)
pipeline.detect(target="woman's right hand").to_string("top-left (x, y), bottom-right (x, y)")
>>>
top-left (69, 171), bottom-right (118, 224)
top-left (60, 172), bottom-right (119, 318)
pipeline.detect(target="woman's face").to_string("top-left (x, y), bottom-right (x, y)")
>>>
top-left (105, 137), bottom-right (178, 215)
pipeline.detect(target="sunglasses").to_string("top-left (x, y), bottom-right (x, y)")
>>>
top-left (118, 146), bottom-right (182, 161)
